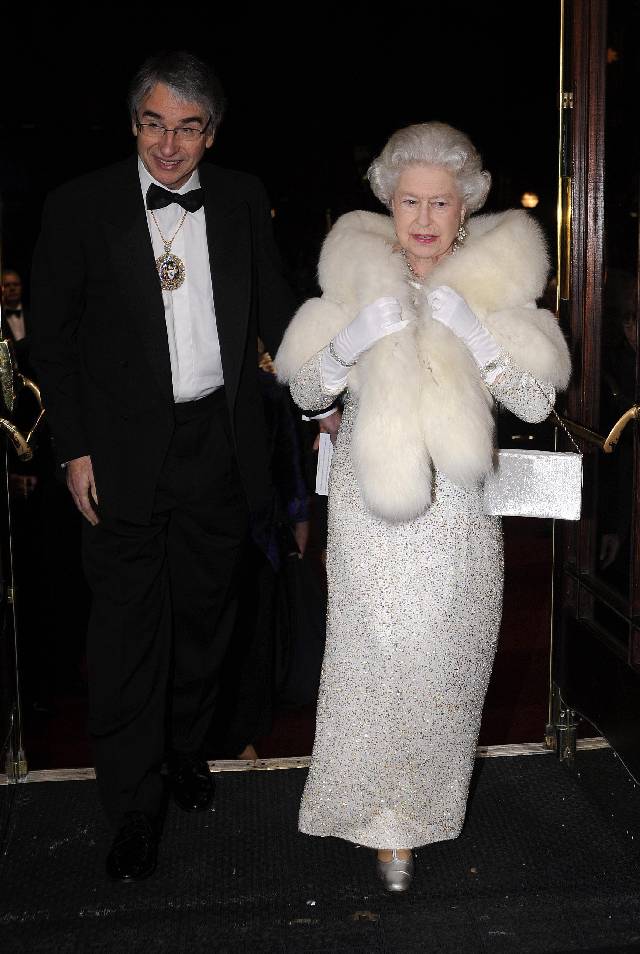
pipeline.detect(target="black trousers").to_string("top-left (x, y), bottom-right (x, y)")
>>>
top-left (82, 389), bottom-right (249, 826)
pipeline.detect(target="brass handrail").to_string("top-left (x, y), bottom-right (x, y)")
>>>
top-left (0, 338), bottom-right (46, 457)
top-left (0, 418), bottom-right (33, 461)
top-left (558, 406), bottom-right (639, 454)
top-left (603, 406), bottom-right (639, 453)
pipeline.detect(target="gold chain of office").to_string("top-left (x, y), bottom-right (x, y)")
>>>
top-left (150, 210), bottom-right (188, 290)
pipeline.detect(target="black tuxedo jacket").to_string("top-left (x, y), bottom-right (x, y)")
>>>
top-left (31, 157), bottom-right (296, 523)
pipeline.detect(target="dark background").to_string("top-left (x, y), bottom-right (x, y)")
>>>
top-left (1, 5), bottom-right (565, 764)
top-left (1, 6), bottom-right (559, 292)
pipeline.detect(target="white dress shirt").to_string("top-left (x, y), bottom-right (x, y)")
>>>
top-left (138, 159), bottom-right (224, 402)
top-left (5, 305), bottom-right (26, 342)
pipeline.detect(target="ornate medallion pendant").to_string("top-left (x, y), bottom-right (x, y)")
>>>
top-left (156, 247), bottom-right (186, 291)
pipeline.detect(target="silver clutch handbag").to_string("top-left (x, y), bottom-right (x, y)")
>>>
top-left (483, 388), bottom-right (582, 521)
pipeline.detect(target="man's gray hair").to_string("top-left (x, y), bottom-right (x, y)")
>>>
top-left (128, 51), bottom-right (226, 130)
top-left (367, 122), bottom-right (491, 213)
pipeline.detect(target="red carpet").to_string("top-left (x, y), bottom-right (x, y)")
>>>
top-left (23, 517), bottom-right (594, 770)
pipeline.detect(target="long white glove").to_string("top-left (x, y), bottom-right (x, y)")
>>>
top-left (321, 297), bottom-right (406, 393)
top-left (427, 285), bottom-right (501, 367)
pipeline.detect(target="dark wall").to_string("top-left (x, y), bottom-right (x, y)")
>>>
top-left (1, 8), bottom-right (559, 290)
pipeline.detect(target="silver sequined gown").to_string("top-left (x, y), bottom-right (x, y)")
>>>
top-left (291, 350), bottom-right (554, 850)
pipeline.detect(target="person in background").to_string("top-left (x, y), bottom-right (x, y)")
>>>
top-left (2, 268), bottom-right (35, 393)
top-left (207, 340), bottom-right (313, 761)
top-left (276, 122), bottom-right (571, 892)
top-left (2, 269), bottom-right (27, 349)
top-left (598, 268), bottom-right (637, 579)
top-left (2, 267), bottom-right (37, 494)
top-left (2, 267), bottom-right (87, 712)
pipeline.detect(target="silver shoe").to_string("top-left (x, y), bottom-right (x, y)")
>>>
top-left (376, 849), bottom-right (414, 892)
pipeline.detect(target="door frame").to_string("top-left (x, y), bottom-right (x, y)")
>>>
top-left (552, 0), bottom-right (640, 778)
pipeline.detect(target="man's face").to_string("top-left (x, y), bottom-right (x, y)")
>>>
top-left (2, 272), bottom-right (22, 308)
top-left (133, 82), bottom-right (214, 190)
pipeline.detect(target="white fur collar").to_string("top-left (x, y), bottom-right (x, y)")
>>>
top-left (276, 208), bottom-right (571, 522)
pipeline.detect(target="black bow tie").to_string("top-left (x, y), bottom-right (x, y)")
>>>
top-left (146, 183), bottom-right (204, 213)
top-left (4, 308), bottom-right (22, 318)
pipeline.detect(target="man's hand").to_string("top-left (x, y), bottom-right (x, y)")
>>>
top-left (599, 532), bottom-right (621, 570)
top-left (293, 520), bottom-right (310, 556)
top-left (66, 455), bottom-right (100, 526)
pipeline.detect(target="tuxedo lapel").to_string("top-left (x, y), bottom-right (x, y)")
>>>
top-left (200, 165), bottom-right (251, 409)
top-left (101, 158), bottom-right (174, 403)
top-left (98, 159), bottom-right (253, 409)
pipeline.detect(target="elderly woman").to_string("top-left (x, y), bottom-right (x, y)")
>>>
top-left (275, 123), bottom-right (570, 891)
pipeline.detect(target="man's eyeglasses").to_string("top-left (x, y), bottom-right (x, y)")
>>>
top-left (135, 114), bottom-right (212, 142)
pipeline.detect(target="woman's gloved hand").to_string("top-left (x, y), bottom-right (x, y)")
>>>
top-left (320, 297), bottom-right (407, 394)
top-left (427, 285), bottom-right (501, 367)
top-left (330, 297), bottom-right (406, 366)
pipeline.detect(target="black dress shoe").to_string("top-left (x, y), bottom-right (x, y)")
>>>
top-left (170, 758), bottom-right (215, 812)
top-left (105, 811), bottom-right (158, 882)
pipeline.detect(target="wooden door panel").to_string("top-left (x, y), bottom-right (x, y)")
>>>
top-left (554, 0), bottom-right (640, 775)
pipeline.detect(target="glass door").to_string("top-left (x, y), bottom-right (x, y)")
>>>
top-left (1, 359), bottom-right (27, 783)
top-left (552, 0), bottom-right (640, 773)
top-left (1, 223), bottom-right (39, 783)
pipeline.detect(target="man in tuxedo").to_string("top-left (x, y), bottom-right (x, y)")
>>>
top-left (2, 270), bottom-right (27, 346)
top-left (2, 269), bottom-right (33, 381)
top-left (31, 51), bottom-right (295, 881)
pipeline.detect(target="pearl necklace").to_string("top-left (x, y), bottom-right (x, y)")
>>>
top-left (399, 248), bottom-right (424, 288)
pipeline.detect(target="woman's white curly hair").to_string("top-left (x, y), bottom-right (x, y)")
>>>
top-left (367, 122), bottom-right (491, 213)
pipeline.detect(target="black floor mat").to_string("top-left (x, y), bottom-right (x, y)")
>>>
top-left (2, 749), bottom-right (640, 953)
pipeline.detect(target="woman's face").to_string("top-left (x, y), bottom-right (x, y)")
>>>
top-left (391, 164), bottom-right (465, 278)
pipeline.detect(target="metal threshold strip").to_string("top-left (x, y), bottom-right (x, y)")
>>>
top-left (0, 738), bottom-right (610, 785)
